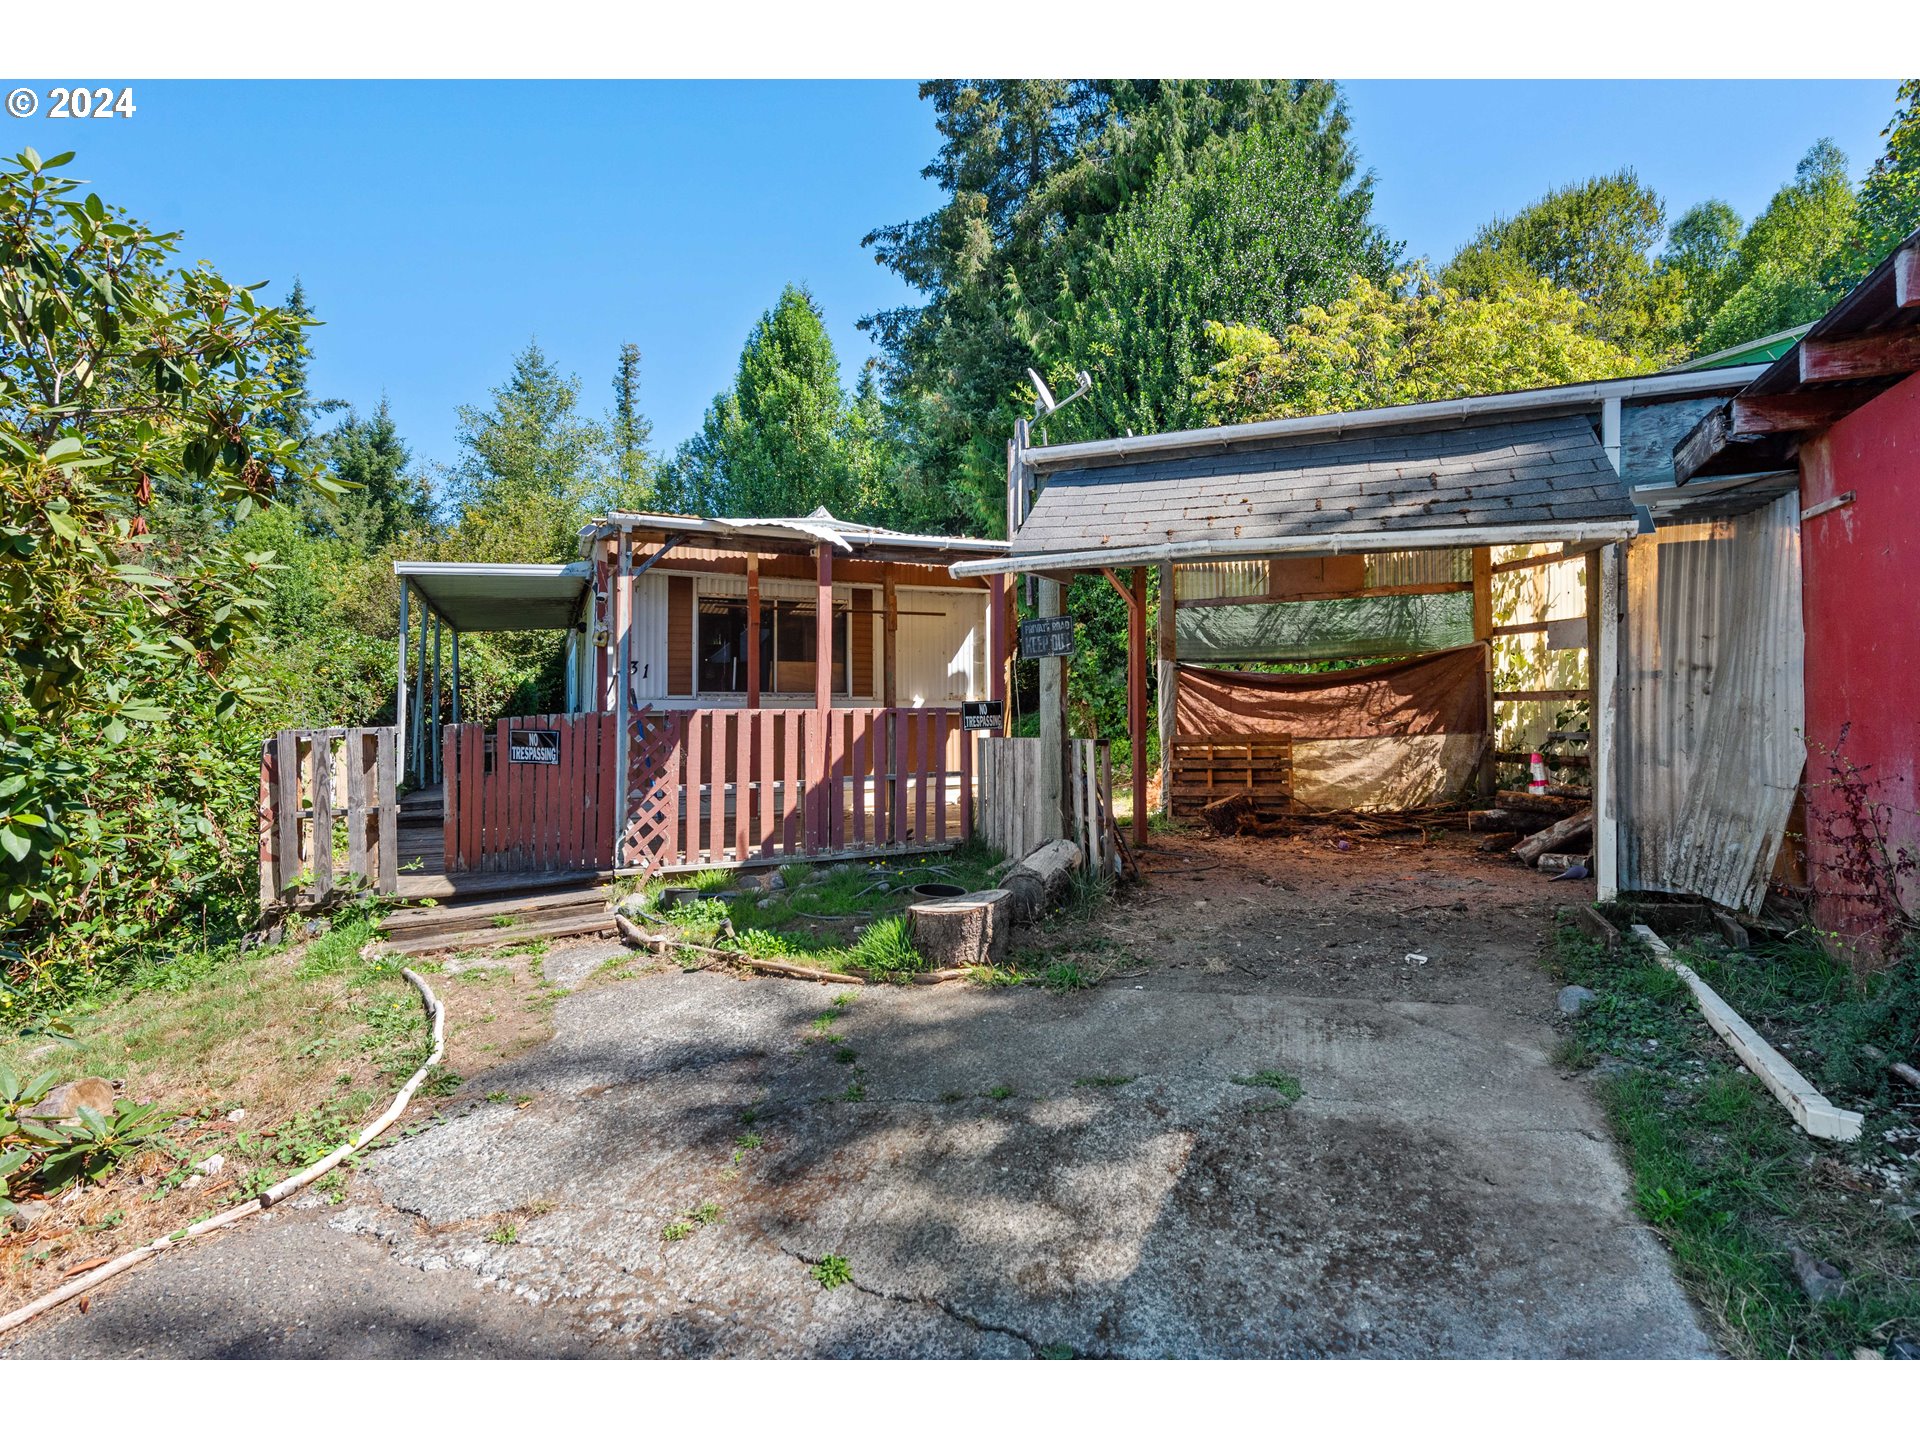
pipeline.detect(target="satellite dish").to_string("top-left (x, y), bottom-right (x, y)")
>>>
top-left (1026, 367), bottom-right (1057, 419)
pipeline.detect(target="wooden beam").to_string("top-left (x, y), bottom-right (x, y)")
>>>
top-left (1129, 566), bottom-right (1147, 848)
top-left (1471, 546), bottom-right (1494, 798)
top-left (745, 553), bottom-right (761, 708)
top-left (815, 543), bottom-right (833, 849)
top-left (882, 571), bottom-right (898, 710)
top-left (987, 574), bottom-right (1007, 706)
top-left (1490, 548), bottom-right (1589, 576)
top-left (1495, 688), bottom-right (1593, 704)
top-left (1729, 391), bottom-right (1874, 435)
top-left (1176, 580), bottom-right (1470, 609)
top-left (1672, 402), bottom-right (1732, 485)
top-left (1894, 244), bottom-right (1920, 311)
top-left (1798, 327), bottom-right (1920, 384)
top-left (1102, 567), bottom-right (1140, 613)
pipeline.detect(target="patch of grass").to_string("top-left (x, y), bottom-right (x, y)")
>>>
top-left (487, 1222), bottom-right (518, 1245)
top-left (1550, 1034), bottom-right (1596, 1071)
top-left (967, 965), bottom-right (1023, 989)
top-left (689, 1201), bottom-right (722, 1225)
top-left (1554, 922), bottom-right (1920, 1358)
top-left (777, 862), bottom-right (815, 891)
top-left (1230, 1070), bottom-right (1303, 1104)
top-left (1038, 961), bottom-right (1091, 993)
top-left (830, 991), bottom-right (854, 1009)
top-left (810, 1253), bottom-right (853, 1290)
top-left (660, 1219), bottom-right (695, 1242)
top-left (839, 1081), bottom-right (867, 1103)
top-left (489, 914), bottom-right (521, 930)
top-left (832, 1046), bottom-right (858, 1065)
top-left (845, 915), bottom-right (922, 981)
top-left (1074, 1074), bottom-right (1136, 1088)
top-left (939, 1091), bottom-right (966, 1104)
top-left (986, 1084), bottom-right (1014, 1101)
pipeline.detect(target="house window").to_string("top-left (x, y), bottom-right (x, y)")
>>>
top-left (696, 593), bottom-right (850, 696)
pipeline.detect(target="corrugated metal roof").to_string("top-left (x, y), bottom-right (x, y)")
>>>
top-left (585, 507), bottom-right (1006, 560)
top-left (1011, 414), bottom-right (1633, 562)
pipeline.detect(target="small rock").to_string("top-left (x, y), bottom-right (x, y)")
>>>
top-left (23, 1076), bottom-right (116, 1121)
top-left (1557, 985), bottom-right (1598, 1017)
top-left (1888, 1336), bottom-right (1920, 1359)
top-left (767, 872), bottom-right (786, 891)
top-left (7, 1199), bottom-right (50, 1233)
top-left (226, 1108), bottom-right (246, 1124)
top-left (1406, 953), bottom-right (1429, 966)
top-left (181, 1174), bottom-right (203, 1191)
top-left (194, 1154), bottom-right (226, 1177)
top-left (1789, 1244), bottom-right (1846, 1303)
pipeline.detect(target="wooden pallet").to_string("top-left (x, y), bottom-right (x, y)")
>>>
top-left (1169, 734), bottom-right (1293, 814)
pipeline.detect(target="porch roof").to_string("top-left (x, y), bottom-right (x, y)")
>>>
top-left (394, 560), bottom-right (592, 632)
top-left (581, 507), bottom-right (1009, 567)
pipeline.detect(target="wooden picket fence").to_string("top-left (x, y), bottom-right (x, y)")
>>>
top-left (620, 706), bottom-right (971, 874)
top-left (978, 735), bottom-right (1118, 873)
top-left (436, 706), bottom-right (973, 878)
top-left (441, 712), bottom-right (617, 875)
top-left (258, 727), bottom-right (399, 906)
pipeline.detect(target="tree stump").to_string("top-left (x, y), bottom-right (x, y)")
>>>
top-left (908, 888), bottom-right (1011, 969)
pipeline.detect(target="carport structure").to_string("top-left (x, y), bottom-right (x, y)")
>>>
top-left (950, 369), bottom-right (1770, 899)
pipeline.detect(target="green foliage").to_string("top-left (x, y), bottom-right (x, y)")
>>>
top-left (1229, 1069), bottom-right (1304, 1104)
top-left (1662, 200), bottom-right (1745, 348)
top-left (1844, 79), bottom-right (1920, 281)
top-left (1193, 269), bottom-right (1643, 426)
top-left (607, 341), bottom-right (657, 509)
top-left (9, 1097), bottom-right (176, 1202)
top-left (810, 1252), bottom-right (853, 1289)
top-left (1695, 141), bottom-right (1857, 355)
top-left (1038, 961), bottom-right (1090, 993)
top-left (1441, 168), bottom-right (1683, 360)
top-left (1050, 121), bottom-right (1396, 444)
top-left (844, 915), bottom-right (921, 981)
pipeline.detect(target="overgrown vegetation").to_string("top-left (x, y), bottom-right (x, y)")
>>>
top-left (1550, 924), bottom-right (1920, 1357)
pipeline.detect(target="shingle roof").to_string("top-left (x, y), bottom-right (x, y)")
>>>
top-left (1011, 414), bottom-right (1631, 560)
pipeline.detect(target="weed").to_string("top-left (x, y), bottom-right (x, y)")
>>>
top-left (830, 991), bottom-right (854, 1009)
top-left (840, 1081), bottom-right (867, 1103)
top-left (808, 1014), bottom-right (838, 1036)
top-left (811, 1253), bottom-right (853, 1289)
top-left (1039, 962), bottom-right (1090, 993)
top-left (833, 1046), bottom-right (858, 1065)
top-left (940, 1091), bottom-right (965, 1103)
top-left (490, 915), bottom-right (521, 930)
top-left (487, 1222), bottom-right (518, 1245)
top-left (660, 1219), bottom-right (694, 1242)
top-left (484, 1090), bottom-right (510, 1104)
top-left (846, 916), bottom-right (922, 980)
top-left (778, 862), bottom-right (815, 891)
top-left (1075, 1074), bottom-right (1136, 1088)
top-left (968, 965), bottom-right (1023, 988)
top-left (525, 1196), bottom-right (558, 1217)
top-left (687, 868), bottom-right (735, 894)
top-left (1037, 1343), bottom-right (1076, 1359)
top-left (1230, 1070), bottom-right (1303, 1104)
top-left (738, 1107), bottom-right (760, 1126)
top-left (1549, 1035), bottom-right (1595, 1071)
top-left (690, 1201), bottom-right (722, 1225)
top-left (986, 1084), bottom-right (1014, 1101)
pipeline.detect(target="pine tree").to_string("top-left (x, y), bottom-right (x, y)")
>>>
top-left (326, 397), bottom-right (430, 548)
top-left (609, 342), bottom-right (656, 510)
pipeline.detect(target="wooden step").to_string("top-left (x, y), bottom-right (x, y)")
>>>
top-left (381, 909), bottom-right (620, 958)
top-left (381, 887), bottom-right (609, 942)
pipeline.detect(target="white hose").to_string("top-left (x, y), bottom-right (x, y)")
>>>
top-left (0, 967), bottom-right (444, 1338)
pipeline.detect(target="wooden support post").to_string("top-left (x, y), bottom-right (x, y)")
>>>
top-left (882, 570), bottom-right (898, 710)
top-left (1129, 566), bottom-right (1147, 847)
top-left (1471, 545), bottom-right (1495, 798)
top-left (450, 630), bottom-right (461, 725)
top-left (815, 542), bottom-right (833, 847)
top-left (395, 582), bottom-right (410, 792)
top-left (1595, 543), bottom-right (1623, 902)
top-left (746, 553), bottom-right (762, 708)
top-left (613, 530), bottom-right (632, 866)
top-left (1156, 561), bottom-right (1176, 817)
top-left (988, 574), bottom-right (1007, 705)
top-left (1037, 575), bottom-right (1067, 844)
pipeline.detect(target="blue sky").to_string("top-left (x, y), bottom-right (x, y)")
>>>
top-left (7, 79), bottom-right (1902, 472)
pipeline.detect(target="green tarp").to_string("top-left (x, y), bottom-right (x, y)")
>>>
top-left (1175, 591), bottom-right (1476, 663)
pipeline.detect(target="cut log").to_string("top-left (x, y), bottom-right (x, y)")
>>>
top-left (909, 888), bottom-right (1011, 969)
top-left (1003, 839), bottom-right (1082, 923)
top-left (1495, 789), bottom-right (1583, 816)
top-left (1477, 831), bottom-right (1522, 854)
top-left (1468, 809), bottom-right (1541, 833)
top-left (1512, 808), bottom-right (1593, 865)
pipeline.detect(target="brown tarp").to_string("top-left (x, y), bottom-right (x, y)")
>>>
top-left (1175, 645), bottom-right (1489, 740)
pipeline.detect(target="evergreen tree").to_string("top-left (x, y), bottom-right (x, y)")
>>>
top-left (608, 342), bottom-right (656, 509)
top-left (669, 286), bottom-right (851, 519)
top-left (326, 398), bottom-right (430, 548)
top-left (1661, 200), bottom-right (1744, 349)
top-left (444, 339), bottom-right (606, 561)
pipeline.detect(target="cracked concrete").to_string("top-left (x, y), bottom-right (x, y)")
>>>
top-left (4, 832), bottom-right (1715, 1358)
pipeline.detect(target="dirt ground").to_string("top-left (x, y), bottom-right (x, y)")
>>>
top-left (5, 829), bottom-right (1712, 1359)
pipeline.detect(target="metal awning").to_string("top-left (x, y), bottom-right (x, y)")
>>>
top-left (581, 507), bottom-right (1009, 567)
top-left (394, 561), bottom-right (592, 632)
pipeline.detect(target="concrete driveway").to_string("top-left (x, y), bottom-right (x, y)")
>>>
top-left (6, 837), bottom-right (1713, 1359)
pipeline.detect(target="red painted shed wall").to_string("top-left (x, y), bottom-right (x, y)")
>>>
top-left (1799, 369), bottom-right (1920, 956)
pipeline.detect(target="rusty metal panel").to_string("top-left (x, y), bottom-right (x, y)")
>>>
top-left (1618, 492), bottom-right (1805, 912)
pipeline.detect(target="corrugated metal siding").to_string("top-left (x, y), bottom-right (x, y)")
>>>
top-left (629, 571), bottom-right (670, 700)
top-left (1618, 492), bottom-right (1805, 912)
top-left (897, 590), bottom-right (987, 705)
top-left (1175, 560), bottom-right (1267, 601)
top-left (1364, 548), bottom-right (1471, 587)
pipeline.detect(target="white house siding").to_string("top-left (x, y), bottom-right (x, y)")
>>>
top-left (895, 588), bottom-right (988, 706)
top-left (629, 570), bottom-right (671, 702)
